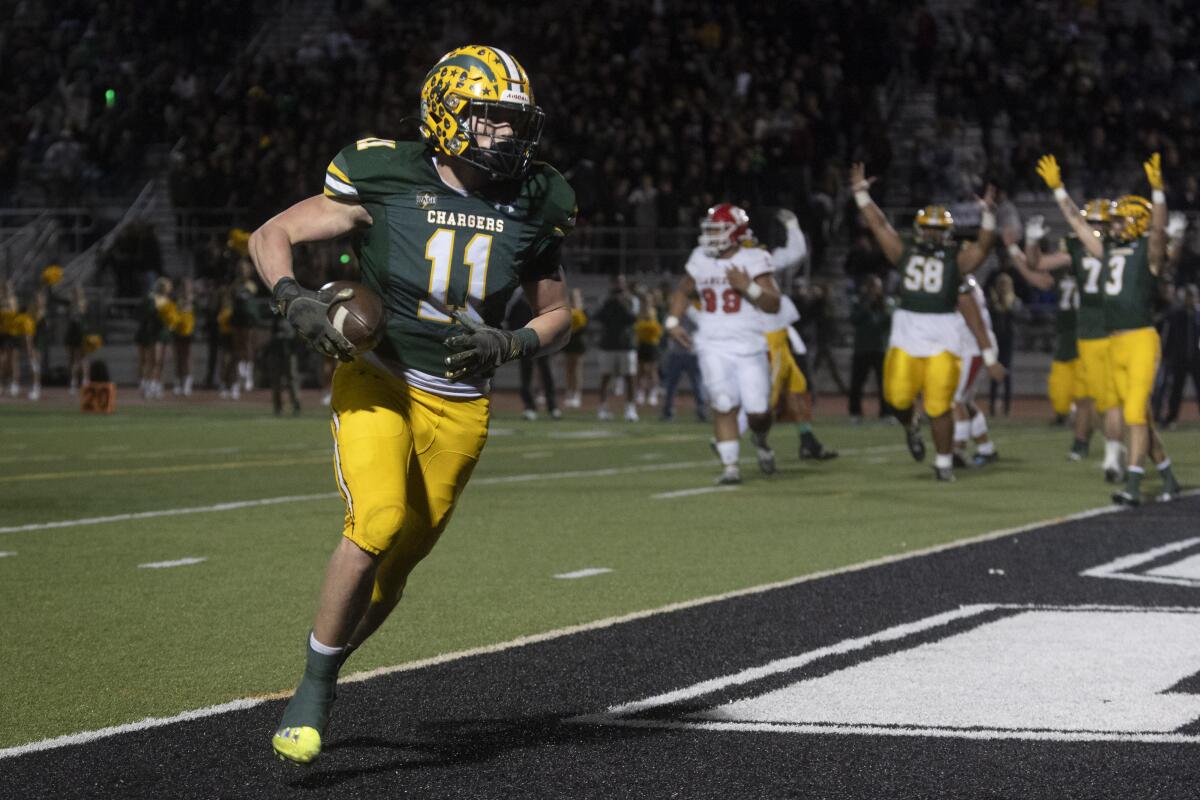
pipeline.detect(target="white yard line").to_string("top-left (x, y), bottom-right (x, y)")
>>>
top-left (653, 486), bottom-right (739, 500)
top-left (0, 551), bottom-right (15, 558)
top-left (0, 497), bottom-right (1151, 761)
top-left (0, 493), bottom-right (340, 535)
top-left (137, 557), bottom-right (207, 570)
top-left (553, 568), bottom-right (613, 580)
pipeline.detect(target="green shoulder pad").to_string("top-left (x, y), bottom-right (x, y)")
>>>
top-left (323, 139), bottom-right (426, 202)
top-left (524, 161), bottom-right (577, 238)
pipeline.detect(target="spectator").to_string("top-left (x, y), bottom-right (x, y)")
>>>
top-left (1158, 285), bottom-right (1200, 428)
top-left (848, 275), bottom-right (892, 421)
top-left (988, 272), bottom-right (1019, 417)
top-left (506, 287), bottom-right (560, 421)
top-left (593, 274), bottom-right (639, 422)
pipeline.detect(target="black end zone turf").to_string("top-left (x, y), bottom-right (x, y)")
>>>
top-left (5, 498), bottom-right (1200, 799)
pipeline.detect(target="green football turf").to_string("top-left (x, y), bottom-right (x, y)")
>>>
top-left (0, 402), bottom-right (1196, 749)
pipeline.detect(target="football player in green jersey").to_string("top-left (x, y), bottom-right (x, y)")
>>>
top-left (1007, 220), bottom-right (1093, 457)
top-left (852, 162), bottom-right (997, 482)
top-left (1105, 154), bottom-right (1181, 504)
top-left (249, 45), bottom-right (575, 765)
top-left (1034, 155), bottom-right (1127, 480)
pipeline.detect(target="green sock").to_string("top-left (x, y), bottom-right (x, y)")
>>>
top-left (798, 422), bottom-right (813, 435)
top-left (1158, 460), bottom-right (1180, 492)
top-left (1125, 468), bottom-right (1144, 497)
top-left (277, 635), bottom-right (342, 733)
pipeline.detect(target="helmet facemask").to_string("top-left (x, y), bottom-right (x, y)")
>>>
top-left (455, 97), bottom-right (544, 180)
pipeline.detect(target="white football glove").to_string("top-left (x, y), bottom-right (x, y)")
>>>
top-left (1167, 211), bottom-right (1188, 239)
top-left (1024, 215), bottom-right (1046, 242)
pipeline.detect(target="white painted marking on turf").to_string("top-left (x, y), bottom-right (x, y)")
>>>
top-left (522, 451), bottom-right (552, 460)
top-left (554, 568), bottom-right (613, 580)
top-left (1081, 512), bottom-right (1200, 587)
top-left (581, 604), bottom-right (1200, 744)
top-left (0, 493), bottom-right (339, 534)
top-left (546, 429), bottom-right (620, 439)
top-left (0, 495), bottom-right (1182, 759)
top-left (652, 486), bottom-right (739, 500)
top-left (0, 551), bottom-right (15, 558)
top-left (137, 557), bottom-right (207, 569)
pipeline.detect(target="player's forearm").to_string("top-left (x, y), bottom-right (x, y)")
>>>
top-left (857, 199), bottom-right (904, 264)
top-left (1054, 192), bottom-right (1102, 257)
top-left (1149, 196), bottom-right (1167, 275)
top-left (747, 286), bottom-right (781, 313)
top-left (524, 306), bottom-right (571, 355)
top-left (248, 224), bottom-right (295, 291)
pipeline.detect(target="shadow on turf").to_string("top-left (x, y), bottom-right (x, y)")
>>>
top-left (286, 714), bottom-right (661, 789)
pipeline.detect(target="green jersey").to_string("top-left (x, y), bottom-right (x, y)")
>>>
top-left (1052, 268), bottom-right (1079, 362)
top-left (896, 241), bottom-right (962, 314)
top-left (1102, 236), bottom-right (1155, 331)
top-left (323, 138), bottom-right (575, 379)
top-left (1064, 237), bottom-right (1106, 339)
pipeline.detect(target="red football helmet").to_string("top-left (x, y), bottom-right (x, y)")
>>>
top-left (698, 203), bottom-right (752, 257)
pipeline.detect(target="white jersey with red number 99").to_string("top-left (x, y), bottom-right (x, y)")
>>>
top-left (685, 245), bottom-right (774, 355)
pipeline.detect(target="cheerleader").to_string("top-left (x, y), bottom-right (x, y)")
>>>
top-left (230, 259), bottom-right (259, 393)
top-left (137, 277), bottom-right (175, 399)
top-left (172, 278), bottom-right (196, 396)
top-left (633, 299), bottom-right (663, 407)
top-left (0, 283), bottom-right (18, 396)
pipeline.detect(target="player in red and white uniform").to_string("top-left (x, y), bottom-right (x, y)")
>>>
top-left (666, 204), bottom-right (782, 484)
top-left (952, 274), bottom-right (1004, 466)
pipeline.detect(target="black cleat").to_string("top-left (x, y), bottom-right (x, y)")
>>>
top-left (906, 424), bottom-right (926, 462)
top-left (800, 444), bottom-right (838, 461)
top-left (1104, 466), bottom-right (1124, 484)
top-left (972, 452), bottom-right (999, 467)
top-left (952, 452), bottom-right (967, 469)
top-left (1112, 489), bottom-right (1141, 506)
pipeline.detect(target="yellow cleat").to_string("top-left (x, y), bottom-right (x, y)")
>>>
top-left (272, 725), bottom-right (322, 765)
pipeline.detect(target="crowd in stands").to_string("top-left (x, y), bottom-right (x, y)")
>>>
top-left (0, 0), bottom-right (265, 207)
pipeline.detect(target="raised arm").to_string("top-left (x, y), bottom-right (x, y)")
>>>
top-left (1021, 215), bottom-right (1071, 273)
top-left (1004, 225), bottom-right (1054, 291)
top-left (850, 162), bottom-right (904, 264)
top-left (1144, 153), bottom-right (1167, 276)
top-left (957, 184), bottom-right (997, 273)
top-left (1035, 154), bottom-right (1102, 258)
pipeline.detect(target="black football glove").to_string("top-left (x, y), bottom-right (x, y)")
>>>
top-left (443, 310), bottom-right (539, 381)
top-left (271, 277), bottom-right (356, 362)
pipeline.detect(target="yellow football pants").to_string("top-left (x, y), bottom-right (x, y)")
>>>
top-left (1109, 327), bottom-right (1160, 426)
top-left (767, 333), bottom-right (807, 412)
top-left (1047, 358), bottom-right (1087, 416)
top-left (330, 359), bottom-right (490, 606)
top-left (1077, 337), bottom-right (1117, 412)
top-left (883, 348), bottom-right (960, 418)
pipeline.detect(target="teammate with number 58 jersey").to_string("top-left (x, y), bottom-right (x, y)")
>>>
top-left (850, 162), bottom-right (997, 482)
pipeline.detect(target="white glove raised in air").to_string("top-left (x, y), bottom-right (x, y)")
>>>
top-left (1167, 211), bottom-right (1188, 240)
top-left (1024, 215), bottom-right (1046, 242)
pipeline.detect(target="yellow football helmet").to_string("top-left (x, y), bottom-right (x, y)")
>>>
top-left (914, 204), bottom-right (953, 243)
top-left (419, 45), bottom-right (544, 180)
top-left (1109, 195), bottom-right (1152, 241)
top-left (1081, 198), bottom-right (1111, 224)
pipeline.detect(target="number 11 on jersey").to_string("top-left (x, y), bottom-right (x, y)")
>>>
top-left (419, 229), bottom-right (493, 322)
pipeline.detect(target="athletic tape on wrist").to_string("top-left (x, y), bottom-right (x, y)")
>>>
top-left (1006, 243), bottom-right (1022, 258)
top-left (980, 211), bottom-right (996, 231)
top-left (745, 282), bottom-right (764, 301)
top-left (854, 190), bottom-right (871, 208)
top-left (1053, 187), bottom-right (1068, 201)
top-left (664, 315), bottom-right (680, 330)
top-left (982, 347), bottom-right (999, 367)
top-left (1153, 189), bottom-right (1166, 204)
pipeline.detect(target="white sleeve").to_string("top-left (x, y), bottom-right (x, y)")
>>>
top-left (770, 219), bottom-right (808, 273)
top-left (684, 247), bottom-right (704, 280)
top-left (777, 294), bottom-right (801, 327)
top-left (787, 325), bottom-right (806, 355)
top-left (741, 247), bottom-right (775, 280)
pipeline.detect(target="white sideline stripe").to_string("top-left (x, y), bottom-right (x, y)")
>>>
top-left (568, 716), bottom-right (1200, 745)
top-left (554, 568), bottom-right (613, 580)
top-left (0, 493), bottom-right (340, 535)
top-left (653, 486), bottom-right (738, 500)
top-left (0, 496), bottom-right (1149, 761)
top-left (137, 557), bottom-right (207, 570)
top-left (0, 551), bottom-right (15, 558)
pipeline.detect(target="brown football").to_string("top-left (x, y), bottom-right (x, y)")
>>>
top-left (322, 280), bottom-right (385, 354)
